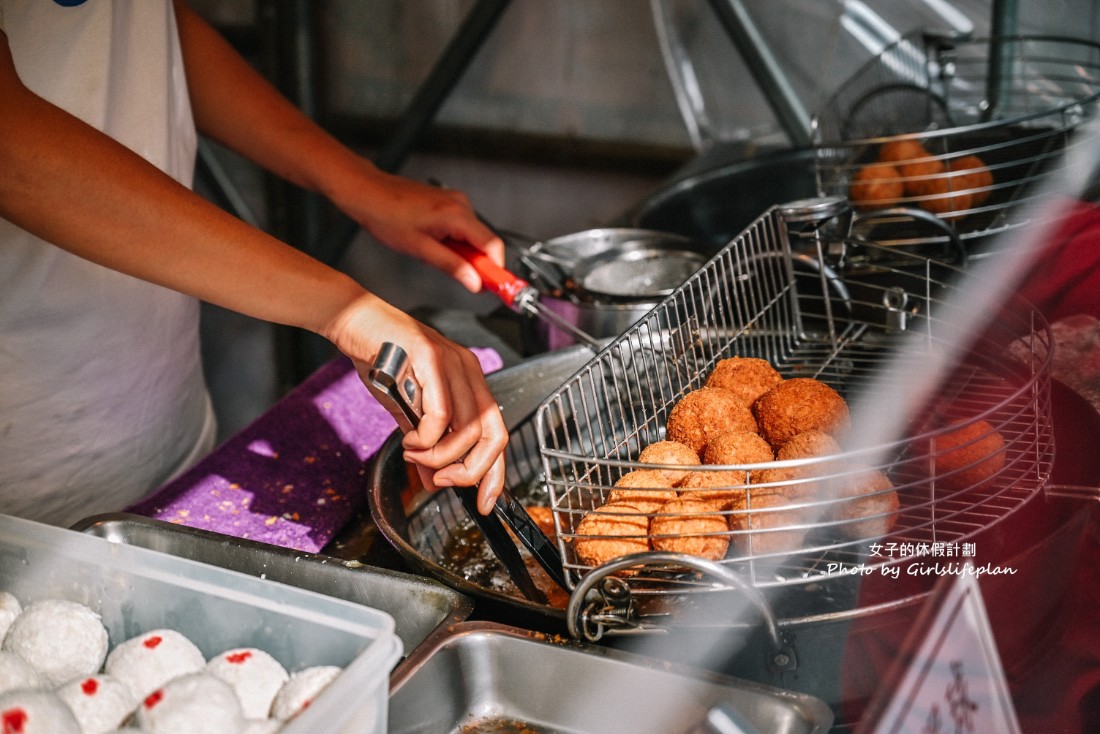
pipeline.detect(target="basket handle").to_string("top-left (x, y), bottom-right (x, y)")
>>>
top-left (853, 205), bottom-right (968, 267)
top-left (565, 551), bottom-right (796, 672)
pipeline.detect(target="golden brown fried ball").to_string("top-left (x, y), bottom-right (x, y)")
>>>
top-left (877, 139), bottom-right (930, 164)
top-left (947, 154), bottom-right (993, 206)
top-left (523, 506), bottom-right (557, 541)
top-left (704, 430), bottom-right (775, 465)
top-left (677, 468), bottom-right (748, 510)
top-left (849, 162), bottom-right (905, 211)
top-left (667, 387), bottom-right (757, 457)
top-left (574, 502), bottom-right (651, 568)
top-left (705, 357), bottom-right (784, 407)
top-left (727, 492), bottom-right (809, 558)
top-left (750, 464), bottom-right (822, 502)
top-left (899, 156), bottom-right (947, 197)
top-left (753, 378), bottom-right (850, 450)
top-left (776, 430), bottom-right (843, 461)
top-left (830, 466), bottom-right (900, 540)
top-left (916, 174), bottom-right (973, 220)
top-left (931, 419), bottom-right (1006, 490)
top-left (638, 440), bottom-right (701, 484)
top-left (649, 498), bottom-right (730, 560)
top-left (607, 469), bottom-right (680, 506)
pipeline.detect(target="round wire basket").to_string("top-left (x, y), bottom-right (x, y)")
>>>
top-left (535, 200), bottom-right (1055, 610)
top-left (813, 33), bottom-right (1100, 256)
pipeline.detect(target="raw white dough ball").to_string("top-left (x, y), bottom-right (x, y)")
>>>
top-left (242, 718), bottom-right (283, 733)
top-left (56, 674), bottom-right (136, 734)
top-left (134, 673), bottom-right (244, 734)
top-left (205, 648), bottom-right (287, 720)
top-left (0, 592), bottom-right (22, 643)
top-left (2, 599), bottom-right (109, 688)
top-left (0, 689), bottom-right (82, 733)
top-left (0, 651), bottom-right (41, 696)
top-left (269, 665), bottom-right (341, 720)
top-left (105, 629), bottom-right (205, 703)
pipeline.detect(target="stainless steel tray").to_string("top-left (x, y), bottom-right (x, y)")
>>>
top-left (73, 512), bottom-right (472, 653)
top-left (388, 621), bottom-right (833, 734)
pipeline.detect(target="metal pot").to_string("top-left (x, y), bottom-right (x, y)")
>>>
top-left (629, 147), bottom-right (818, 248)
top-left (516, 228), bottom-right (715, 351)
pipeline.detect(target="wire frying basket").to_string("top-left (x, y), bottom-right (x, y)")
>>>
top-left (534, 199), bottom-right (1054, 615)
top-left (813, 33), bottom-right (1100, 256)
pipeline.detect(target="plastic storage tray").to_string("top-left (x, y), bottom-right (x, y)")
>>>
top-left (73, 512), bottom-right (472, 654)
top-left (0, 513), bottom-right (401, 733)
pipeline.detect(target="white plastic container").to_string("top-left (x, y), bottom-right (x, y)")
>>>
top-left (0, 513), bottom-right (401, 733)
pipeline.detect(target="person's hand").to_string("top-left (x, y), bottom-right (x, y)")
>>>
top-left (329, 162), bottom-right (504, 293)
top-left (322, 291), bottom-right (507, 513)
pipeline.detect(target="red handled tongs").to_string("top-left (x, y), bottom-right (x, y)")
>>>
top-left (444, 240), bottom-right (602, 350)
top-left (365, 343), bottom-right (568, 603)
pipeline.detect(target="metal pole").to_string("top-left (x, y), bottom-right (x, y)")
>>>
top-left (319, 0), bottom-right (512, 270)
top-left (702, 0), bottom-right (813, 147)
top-left (984, 0), bottom-right (1019, 121)
top-left (374, 0), bottom-right (512, 173)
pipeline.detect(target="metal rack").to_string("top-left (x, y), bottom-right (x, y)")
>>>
top-left (535, 199), bottom-right (1054, 603)
top-left (813, 33), bottom-right (1100, 255)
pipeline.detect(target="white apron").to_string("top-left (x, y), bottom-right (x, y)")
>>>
top-left (0, 0), bottom-right (215, 527)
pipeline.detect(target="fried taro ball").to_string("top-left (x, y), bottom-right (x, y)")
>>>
top-left (667, 387), bottom-right (757, 457)
top-left (753, 378), bottom-right (850, 450)
top-left (676, 431), bottom-right (774, 509)
top-left (704, 430), bottom-right (775, 466)
top-left (931, 418), bottom-right (1006, 490)
top-left (849, 162), bottom-right (904, 211)
top-left (649, 498), bottom-right (730, 561)
top-left (638, 440), bottom-right (701, 484)
top-left (705, 357), bottom-right (784, 407)
top-left (829, 466), bottom-right (900, 541)
top-left (727, 492), bottom-right (809, 558)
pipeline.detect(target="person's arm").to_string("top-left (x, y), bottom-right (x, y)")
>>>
top-left (0, 30), bottom-right (506, 512)
top-left (171, 0), bottom-right (503, 292)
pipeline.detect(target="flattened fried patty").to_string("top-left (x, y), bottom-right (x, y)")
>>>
top-left (607, 469), bottom-right (680, 506)
top-left (649, 498), bottom-right (729, 560)
top-left (574, 502), bottom-right (651, 568)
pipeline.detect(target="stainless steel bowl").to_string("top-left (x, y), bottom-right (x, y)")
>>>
top-left (520, 228), bottom-right (714, 351)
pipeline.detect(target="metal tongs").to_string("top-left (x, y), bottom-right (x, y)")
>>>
top-left (365, 343), bottom-right (568, 603)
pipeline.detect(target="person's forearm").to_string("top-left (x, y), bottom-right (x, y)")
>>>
top-left (172, 0), bottom-right (368, 204)
top-left (0, 33), bottom-right (364, 337)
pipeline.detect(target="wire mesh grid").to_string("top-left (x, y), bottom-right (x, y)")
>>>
top-left (813, 33), bottom-right (1100, 251)
top-left (535, 204), bottom-right (1054, 597)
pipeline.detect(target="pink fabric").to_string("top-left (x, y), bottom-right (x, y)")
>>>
top-left (127, 348), bottom-right (503, 552)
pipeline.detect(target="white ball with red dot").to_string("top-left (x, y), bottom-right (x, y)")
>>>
top-left (104, 629), bottom-right (206, 703)
top-left (0, 689), bottom-right (81, 734)
top-left (56, 674), bottom-right (136, 734)
top-left (269, 665), bottom-right (341, 720)
top-left (135, 672), bottom-right (244, 734)
top-left (206, 648), bottom-right (288, 720)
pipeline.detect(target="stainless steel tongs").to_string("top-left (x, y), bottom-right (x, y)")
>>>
top-left (365, 343), bottom-right (568, 603)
